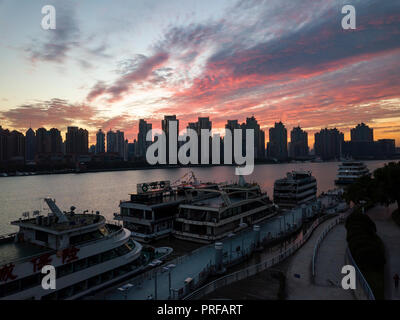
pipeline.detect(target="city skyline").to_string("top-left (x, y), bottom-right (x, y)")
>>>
top-left (1, 117), bottom-right (396, 157)
top-left (1, 0), bottom-right (400, 147)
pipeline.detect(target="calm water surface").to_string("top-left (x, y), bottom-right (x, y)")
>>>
top-left (0, 161), bottom-right (388, 234)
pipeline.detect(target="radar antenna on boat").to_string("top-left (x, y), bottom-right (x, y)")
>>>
top-left (172, 170), bottom-right (199, 186)
top-left (44, 198), bottom-right (68, 223)
top-left (238, 174), bottom-right (246, 187)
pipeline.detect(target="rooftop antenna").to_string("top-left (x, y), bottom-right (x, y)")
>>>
top-left (238, 173), bottom-right (246, 187)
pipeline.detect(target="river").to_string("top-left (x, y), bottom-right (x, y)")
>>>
top-left (0, 160), bottom-right (389, 234)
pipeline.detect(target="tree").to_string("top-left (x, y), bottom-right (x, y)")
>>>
top-left (373, 161), bottom-right (400, 212)
top-left (343, 175), bottom-right (376, 206)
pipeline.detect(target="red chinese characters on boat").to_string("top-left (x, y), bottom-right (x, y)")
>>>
top-left (0, 263), bottom-right (17, 282)
top-left (30, 253), bottom-right (52, 272)
top-left (61, 247), bottom-right (80, 264)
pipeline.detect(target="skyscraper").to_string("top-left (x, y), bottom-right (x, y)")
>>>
top-left (342, 123), bottom-right (375, 158)
top-left (0, 126), bottom-right (8, 162)
top-left (162, 115), bottom-right (179, 163)
top-left (7, 130), bottom-right (25, 161)
top-left (289, 126), bottom-right (309, 159)
top-left (107, 130), bottom-right (117, 153)
top-left (96, 129), bottom-right (105, 154)
top-left (65, 127), bottom-right (88, 155)
top-left (25, 128), bottom-right (36, 161)
top-left (187, 117), bottom-right (212, 163)
top-left (351, 123), bottom-right (373, 142)
top-left (267, 122), bottom-right (288, 161)
top-left (244, 116), bottom-right (265, 161)
top-left (116, 130), bottom-right (125, 158)
top-left (314, 128), bottom-right (344, 160)
top-left (36, 128), bottom-right (51, 154)
top-left (106, 130), bottom-right (125, 158)
top-left (225, 120), bottom-right (241, 163)
top-left (137, 119), bottom-right (152, 159)
top-left (49, 128), bottom-right (62, 153)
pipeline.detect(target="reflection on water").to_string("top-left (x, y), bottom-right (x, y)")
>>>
top-left (0, 160), bottom-right (388, 234)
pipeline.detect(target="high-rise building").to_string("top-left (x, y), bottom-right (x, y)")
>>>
top-left (25, 128), bottom-right (36, 162)
top-left (376, 139), bottom-right (395, 157)
top-left (137, 119), bottom-right (152, 159)
top-left (0, 126), bottom-right (8, 162)
top-left (49, 128), bottom-right (62, 153)
top-left (124, 139), bottom-right (129, 161)
top-left (162, 115), bottom-right (179, 163)
top-left (128, 141), bottom-right (136, 161)
top-left (314, 128), bottom-right (344, 160)
top-left (289, 126), bottom-right (309, 159)
top-left (7, 130), bottom-right (25, 161)
top-left (36, 128), bottom-right (51, 154)
top-left (225, 120), bottom-right (241, 163)
top-left (351, 123), bottom-right (373, 142)
top-left (116, 131), bottom-right (125, 158)
top-left (95, 129), bottom-right (105, 154)
top-left (106, 130), bottom-right (125, 158)
top-left (107, 130), bottom-right (117, 153)
top-left (243, 116), bottom-right (265, 161)
top-left (65, 127), bottom-right (88, 155)
top-left (0, 127), bottom-right (24, 162)
top-left (186, 117), bottom-right (212, 163)
top-left (267, 122), bottom-right (288, 161)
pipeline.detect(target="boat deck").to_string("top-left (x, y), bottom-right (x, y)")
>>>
top-left (0, 237), bottom-right (52, 265)
top-left (11, 214), bottom-right (105, 232)
top-left (187, 195), bottom-right (245, 209)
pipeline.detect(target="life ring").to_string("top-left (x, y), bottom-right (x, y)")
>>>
top-left (142, 184), bottom-right (149, 192)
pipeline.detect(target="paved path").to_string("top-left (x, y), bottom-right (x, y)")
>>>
top-left (103, 209), bottom-right (304, 300)
top-left (314, 224), bottom-right (349, 288)
top-left (286, 219), bottom-right (354, 300)
top-left (367, 205), bottom-right (400, 300)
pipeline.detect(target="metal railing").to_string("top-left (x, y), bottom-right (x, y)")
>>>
top-left (345, 247), bottom-right (375, 300)
top-left (311, 216), bottom-right (341, 279)
top-left (183, 214), bottom-right (333, 300)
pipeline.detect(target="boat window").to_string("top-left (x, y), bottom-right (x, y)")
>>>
top-left (35, 230), bottom-right (48, 243)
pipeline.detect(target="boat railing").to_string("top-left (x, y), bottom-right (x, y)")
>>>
top-left (75, 223), bottom-right (125, 247)
top-left (0, 246), bottom-right (55, 266)
top-left (0, 232), bottom-right (17, 241)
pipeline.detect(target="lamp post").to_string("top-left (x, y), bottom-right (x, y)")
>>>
top-left (154, 271), bottom-right (158, 300)
top-left (117, 283), bottom-right (134, 300)
top-left (168, 271), bottom-right (171, 299)
top-left (228, 232), bottom-right (235, 263)
top-left (292, 211), bottom-right (295, 227)
top-left (360, 200), bottom-right (367, 214)
top-left (166, 263), bottom-right (176, 299)
top-left (279, 216), bottom-right (284, 235)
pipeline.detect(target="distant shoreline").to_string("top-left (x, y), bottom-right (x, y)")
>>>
top-left (1, 158), bottom-right (398, 178)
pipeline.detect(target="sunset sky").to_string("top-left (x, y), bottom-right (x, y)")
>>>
top-left (0, 0), bottom-right (399, 147)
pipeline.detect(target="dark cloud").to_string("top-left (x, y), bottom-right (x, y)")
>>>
top-left (87, 51), bottom-right (169, 102)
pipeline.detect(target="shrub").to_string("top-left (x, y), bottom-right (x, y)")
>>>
top-left (392, 209), bottom-right (400, 227)
top-left (345, 211), bottom-right (385, 299)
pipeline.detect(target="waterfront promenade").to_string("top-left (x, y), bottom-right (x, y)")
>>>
top-left (367, 205), bottom-right (400, 300)
top-left (99, 210), bottom-right (302, 300)
top-left (286, 219), bottom-right (354, 300)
